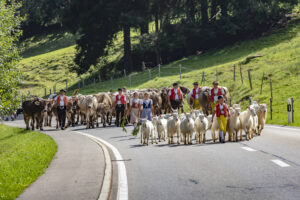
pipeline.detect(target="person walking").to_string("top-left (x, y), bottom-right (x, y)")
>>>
top-left (140, 92), bottom-right (154, 121)
top-left (115, 88), bottom-right (127, 127)
top-left (55, 89), bottom-right (70, 130)
top-left (168, 83), bottom-right (183, 112)
top-left (189, 82), bottom-right (202, 110)
top-left (128, 92), bottom-right (141, 129)
top-left (210, 81), bottom-right (226, 114)
top-left (212, 96), bottom-right (230, 143)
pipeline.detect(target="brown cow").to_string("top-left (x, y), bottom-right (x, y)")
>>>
top-left (22, 98), bottom-right (46, 130)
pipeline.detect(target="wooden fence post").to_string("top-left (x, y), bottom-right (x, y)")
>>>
top-left (66, 80), bottom-right (68, 92)
top-left (233, 65), bottom-right (236, 81)
top-left (270, 98), bottom-right (273, 120)
top-left (158, 64), bottom-right (161, 77)
top-left (240, 65), bottom-right (243, 84)
top-left (269, 74), bottom-right (273, 98)
top-left (99, 74), bottom-right (101, 82)
top-left (148, 69), bottom-right (151, 80)
top-left (179, 64), bottom-right (182, 80)
top-left (247, 69), bottom-right (252, 90)
top-left (260, 72), bottom-right (265, 94)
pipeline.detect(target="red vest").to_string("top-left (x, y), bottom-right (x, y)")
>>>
top-left (116, 94), bottom-right (126, 104)
top-left (192, 87), bottom-right (201, 99)
top-left (216, 103), bottom-right (228, 117)
top-left (211, 87), bottom-right (223, 101)
top-left (131, 99), bottom-right (140, 108)
top-left (170, 88), bottom-right (182, 100)
top-left (57, 96), bottom-right (68, 106)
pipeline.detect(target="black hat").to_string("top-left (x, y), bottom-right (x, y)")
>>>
top-left (173, 83), bottom-right (178, 86)
top-left (60, 89), bottom-right (66, 93)
top-left (218, 95), bottom-right (224, 99)
top-left (193, 82), bottom-right (199, 85)
top-left (118, 88), bottom-right (122, 91)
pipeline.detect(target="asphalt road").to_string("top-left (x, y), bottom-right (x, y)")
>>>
top-left (71, 123), bottom-right (300, 200)
top-left (5, 116), bottom-right (300, 200)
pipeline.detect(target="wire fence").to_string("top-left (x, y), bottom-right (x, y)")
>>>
top-left (35, 62), bottom-right (298, 125)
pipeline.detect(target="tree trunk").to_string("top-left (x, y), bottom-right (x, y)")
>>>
top-left (123, 24), bottom-right (133, 73)
top-left (187, 0), bottom-right (196, 23)
top-left (201, 0), bottom-right (208, 24)
top-left (155, 13), bottom-right (159, 32)
top-left (220, 0), bottom-right (228, 17)
top-left (210, 0), bottom-right (217, 20)
top-left (140, 21), bottom-right (149, 35)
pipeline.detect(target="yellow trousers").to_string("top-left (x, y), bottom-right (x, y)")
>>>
top-left (217, 115), bottom-right (227, 132)
top-left (211, 102), bottom-right (216, 114)
top-left (193, 99), bottom-right (202, 110)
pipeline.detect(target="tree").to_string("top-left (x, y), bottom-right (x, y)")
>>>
top-left (0, 0), bottom-right (23, 117)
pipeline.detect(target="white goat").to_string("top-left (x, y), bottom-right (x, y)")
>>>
top-left (153, 115), bottom-right (167, 142)
top-left (140, 119), bottom-right (157, 145)
top-left (194, 113), bottom-right (209, 144)
top-left (227, 107), bottom-right (242, 142)
top-left (167, 113), bottom-right (181, 144)
top-left (240, 107), bottom-right (256, 140)
top-left (257, 104), bottom-right (267, 135)
top-left (180, 113), bottom-right (195, 145)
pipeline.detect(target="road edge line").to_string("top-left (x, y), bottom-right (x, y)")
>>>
top-left (74, 131), bottom-right (128, 200)
top-left (74, 131), bottom-right (112, 200)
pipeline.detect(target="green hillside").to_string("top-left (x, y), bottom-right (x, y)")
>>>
top-left (20, 20), bottom-right (300, 126)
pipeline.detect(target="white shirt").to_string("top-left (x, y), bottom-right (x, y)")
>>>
top-left (214, 104), bottom-right (227, 114)
top-left (116, 95), bottom-right (127, 105)
top-left (130, 98), bottom-right (141, 107)
top-left (54, 95), bottom-right (70, 106)
top-left (168, 89), bottom-right (179, 100)
top-left (212, 88), bottom-right (225, 103)
top-left (189, 88), bottom-right (200, 99)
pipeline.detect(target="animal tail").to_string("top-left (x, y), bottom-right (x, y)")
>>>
top-left (73, 89), bottom-right (79, 96)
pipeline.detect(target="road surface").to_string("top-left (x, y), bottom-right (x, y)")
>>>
top-left (72, 124), bottom-right (300, 200)
top-left (4, 117), bottom-right (300, 200)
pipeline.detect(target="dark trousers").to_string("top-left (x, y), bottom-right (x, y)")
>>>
top-left (116, 104), bottom-right (125, 126)
top-left (170, 100), bottom-right (184, 113)
top-left (57, 107), bottom-right (66, 128)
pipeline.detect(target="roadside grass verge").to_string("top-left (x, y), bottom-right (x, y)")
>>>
top-left (0, 125), bottom-right (57, 200)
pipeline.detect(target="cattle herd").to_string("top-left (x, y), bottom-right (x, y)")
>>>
top-left (21, 86), bottom-right (267, 145)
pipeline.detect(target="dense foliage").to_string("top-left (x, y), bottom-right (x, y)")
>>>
top-left (62, 0), bottom-right (298, 75)
top-left (19, 0), bottom-right (298, 76)
top-left (0, 0), bottom-right (23, 117)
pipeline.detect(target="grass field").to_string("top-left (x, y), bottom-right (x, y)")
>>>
top-left (0, 125), bottom-right (57, 200)
top-left (73, 19), bottom-right (300, 127)
top-left (20, 19), bottom-right (300, 126)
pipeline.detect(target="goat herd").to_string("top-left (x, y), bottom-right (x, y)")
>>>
top-left (21, 86), bottom-right (267, 145)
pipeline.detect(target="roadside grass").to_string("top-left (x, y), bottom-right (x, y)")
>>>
top-left (74, 19), bottom-right (300, 127)
top-left (0, 125), bottom-right (57, 200)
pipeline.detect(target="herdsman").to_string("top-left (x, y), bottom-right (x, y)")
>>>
top-left (212, 96), bottom-right (230, 143)
top-left (115, 88), bottom-right (127, 127)
top-left (54, 89), bottom-right (70, 130)
top-left (189, 82), bottom-right (202, 110)
top-left (210, 81), bottom-right (226, 113)
top-left (168, 83), bottom-right (183, 112)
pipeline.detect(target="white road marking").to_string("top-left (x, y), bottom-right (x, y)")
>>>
top-left (271, 159), bottom-right (290, 167)
top-left (265, 125), bottom-right (300, 132)
top-left (241, 147), bottom-right (257, 152)
top-left (75, 131), bottom-right (128, 200)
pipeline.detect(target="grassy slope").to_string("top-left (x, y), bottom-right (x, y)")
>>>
top-left (0, 125), bottom-right (57, 200)
top-left (77, 20), bottom-right (300, 127)
top-left (20, 28), bottom-right (142, 96)
top-left (20, 21), bottom-right (300, 126)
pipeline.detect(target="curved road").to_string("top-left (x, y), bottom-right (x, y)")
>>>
top-left (71, 124), bottom-right (300, 200)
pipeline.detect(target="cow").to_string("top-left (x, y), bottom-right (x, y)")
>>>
top-left (22, 98), bottom-right (46, 130)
